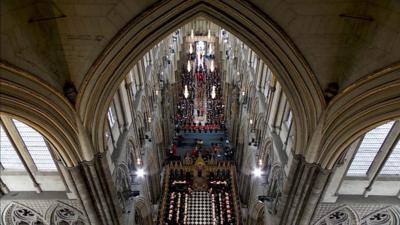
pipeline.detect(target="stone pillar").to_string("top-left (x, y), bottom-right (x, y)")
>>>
top-left (239, 151), bottom-right (253, 205)
top-left (68, 153), bottom-right (122, 225)
top-left (278, 155), bottom-right (331, 225)
top-left (147, 172), bottom-right (161, 203)
top-left (147, 148), bottom-right (161, 203)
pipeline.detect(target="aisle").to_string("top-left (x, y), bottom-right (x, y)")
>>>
top-left (187, 192), bottom-right (213, 224)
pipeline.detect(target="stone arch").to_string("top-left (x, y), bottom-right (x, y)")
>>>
top-left (0, 64), bottom-right (82, 166)
top-left (114, 164), bottom-right (131, 211)
top-left (2, 202), bottom-right (47, 225)
top-left (133, 197), bottom-right (153, 225)
top-left (135, 113), bottom-right (145, 130)
top-left (76, 0), bottom-right (324, 160)
top-left (255, 114), bottom-right (266, 143)
top-left (265, 164), bottom-right (284, 215)
top-left (361, 206), bottom-right (400, 225)
top-left (126, 140), bottom-right (137, 171)
top-left (313, 205), bottom-right (360, 225)
top-left (259, 138), bottom-right (273, 168)
top-left (45, 201), bottom-right (88, 225)
top-left (249, 201), bottom-right (265, 225)
top-left (316, 65), bottom-right (400, 169)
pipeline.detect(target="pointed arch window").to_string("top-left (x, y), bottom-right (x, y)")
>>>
top-left (0, 124), bottom-right (24, 170)
top-left (286, 110), bottom-right (293, 128)
top-left (347, 121), bottom-right (395, 176)
top-left (107, 107), bottom-right (115, 127)
top-left (380, 140), bottom-right (400, 175)
top-left (13, 119), bottom-right (57, 171)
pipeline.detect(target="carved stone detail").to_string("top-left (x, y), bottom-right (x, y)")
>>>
top-left (3, 202), bottom-right (46, 225)
top-left (361, 206), bottom-right (400, 225)
top-left (314, 205), bottom-right (360, 225)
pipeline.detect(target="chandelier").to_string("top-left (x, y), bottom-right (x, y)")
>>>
top-left (208, 29), bottom-right (211, 39)
top-left (189, 44), bottom-right (193, 54)
top-left (191, 29), bottom-right (194, 39)
top-left (184, 85), bottom-right (189, 99)
top-left (211, 85), bottom-right (216, 99)
top-left (187, 60), bottom-right (191, 72)
top-left (210, 60), bottom-right (215, 72)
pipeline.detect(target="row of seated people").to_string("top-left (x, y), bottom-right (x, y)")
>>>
top-left (210, 191), bottom-right (236, 225)
top-left (208, 170), bottom-right (236, 225)
top-left (164, 170), bottom-right (194, 225)
top-left (179, 125), bottom-right (222, 133)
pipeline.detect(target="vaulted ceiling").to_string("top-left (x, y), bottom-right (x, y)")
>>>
top-left (1, 0), bottom-right (399, 93)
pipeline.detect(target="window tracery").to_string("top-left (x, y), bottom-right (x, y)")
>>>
top-left (361, 206), bottom-right (400, 225)
top-left (50, 203), bottom-right (87, 225)
top-left (3, 203), bottom-right (46, 225)
top-left (313, 206), bottom-right (360, 225)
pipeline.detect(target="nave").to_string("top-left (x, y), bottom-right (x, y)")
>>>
top-left (162, 30), bottom-right (239, 225)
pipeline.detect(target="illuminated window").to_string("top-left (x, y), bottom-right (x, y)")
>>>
top-left (347, 121), bottom-right (395, 176)
top-left (0, 125), bottom-right (24, 170)
top-left (380, 140), bottom-right (400, 175)
top-left (107, 107), bottom-right (115, 127)
top-left (286, 110), bottom-right (293, 128)
top-left (13, 119), bottom-right (57, 171)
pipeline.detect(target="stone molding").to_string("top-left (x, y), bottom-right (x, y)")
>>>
top-left (1, 200), bottom-right (87, 225)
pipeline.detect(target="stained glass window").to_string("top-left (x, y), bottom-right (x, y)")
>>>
top-left (347, 121), bottom-right (395, 176)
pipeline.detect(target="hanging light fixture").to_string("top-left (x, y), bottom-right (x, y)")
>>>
top-left (189, 44), bottom-right (193, 54)
top-left (211, 85), bottom-right (216, 99)
top-left (136, 168), bottom-right (145, 178)
top-left (184, 85), bottom-right (189, 99)
top-left (208, 44), bottom-right (212, 55)
top-left (208, 29), bottom-right (211, 39)
top-left (197, 52), bottom-right (202, 67)
top-left (210, 60), bottom-right (215, 72)
top-left (187, 60), bottom-right (191, 72)
top-left (252, 167), bottom-right (263, 177)
top-left (191, 29), bottom-right (194, 39)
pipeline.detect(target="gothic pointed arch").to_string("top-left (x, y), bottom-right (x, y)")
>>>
top-left (361, 206), bottom-right (400, 225)
top-left (76, 0), bottom-right (324, 160)
top-left (265, 164), bottom-right (284, 215)
top-left (0, 63), bottom-right (82, 166)
top-left (114, 164), bottom-right (131, 211)
top-left (133, 196), bottom-right (153, 225)
top-left (313, 205), bottom-right (360, 225)
top-left (45, 201), bottom-right (88, 225)
top-left (249, 201), bottom-right (265, 225)
top-left (2, 202), bottom-right (47, 225)
top-left (259, 138), bottom-right (273, 169)
top-left (126, 140), bottom-right (139, 171)
top-left (317, 64), bottom-right (400, 169)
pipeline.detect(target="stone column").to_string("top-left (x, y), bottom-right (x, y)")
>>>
top-left (147, 172), bottom-right (161, 203)
top-left (277, 155), bottom-right (331, 225)
top-left (147, 148), bottom-right (161, 203)
top-left (68, 153), bottom-right (122, 225)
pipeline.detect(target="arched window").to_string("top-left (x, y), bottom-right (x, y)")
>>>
top-left (13, 119), bottom-right (57, 171)
top-left (0, 116), bottom-right (65, 191)
top-left (0, 124), bottom-right (24, 170)
top-left (347, 121), bottom-right (396, 176)
top-left (380, 139), bottom-right (400, 175)
top-left (107, 107), bottom-right (115, 127)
